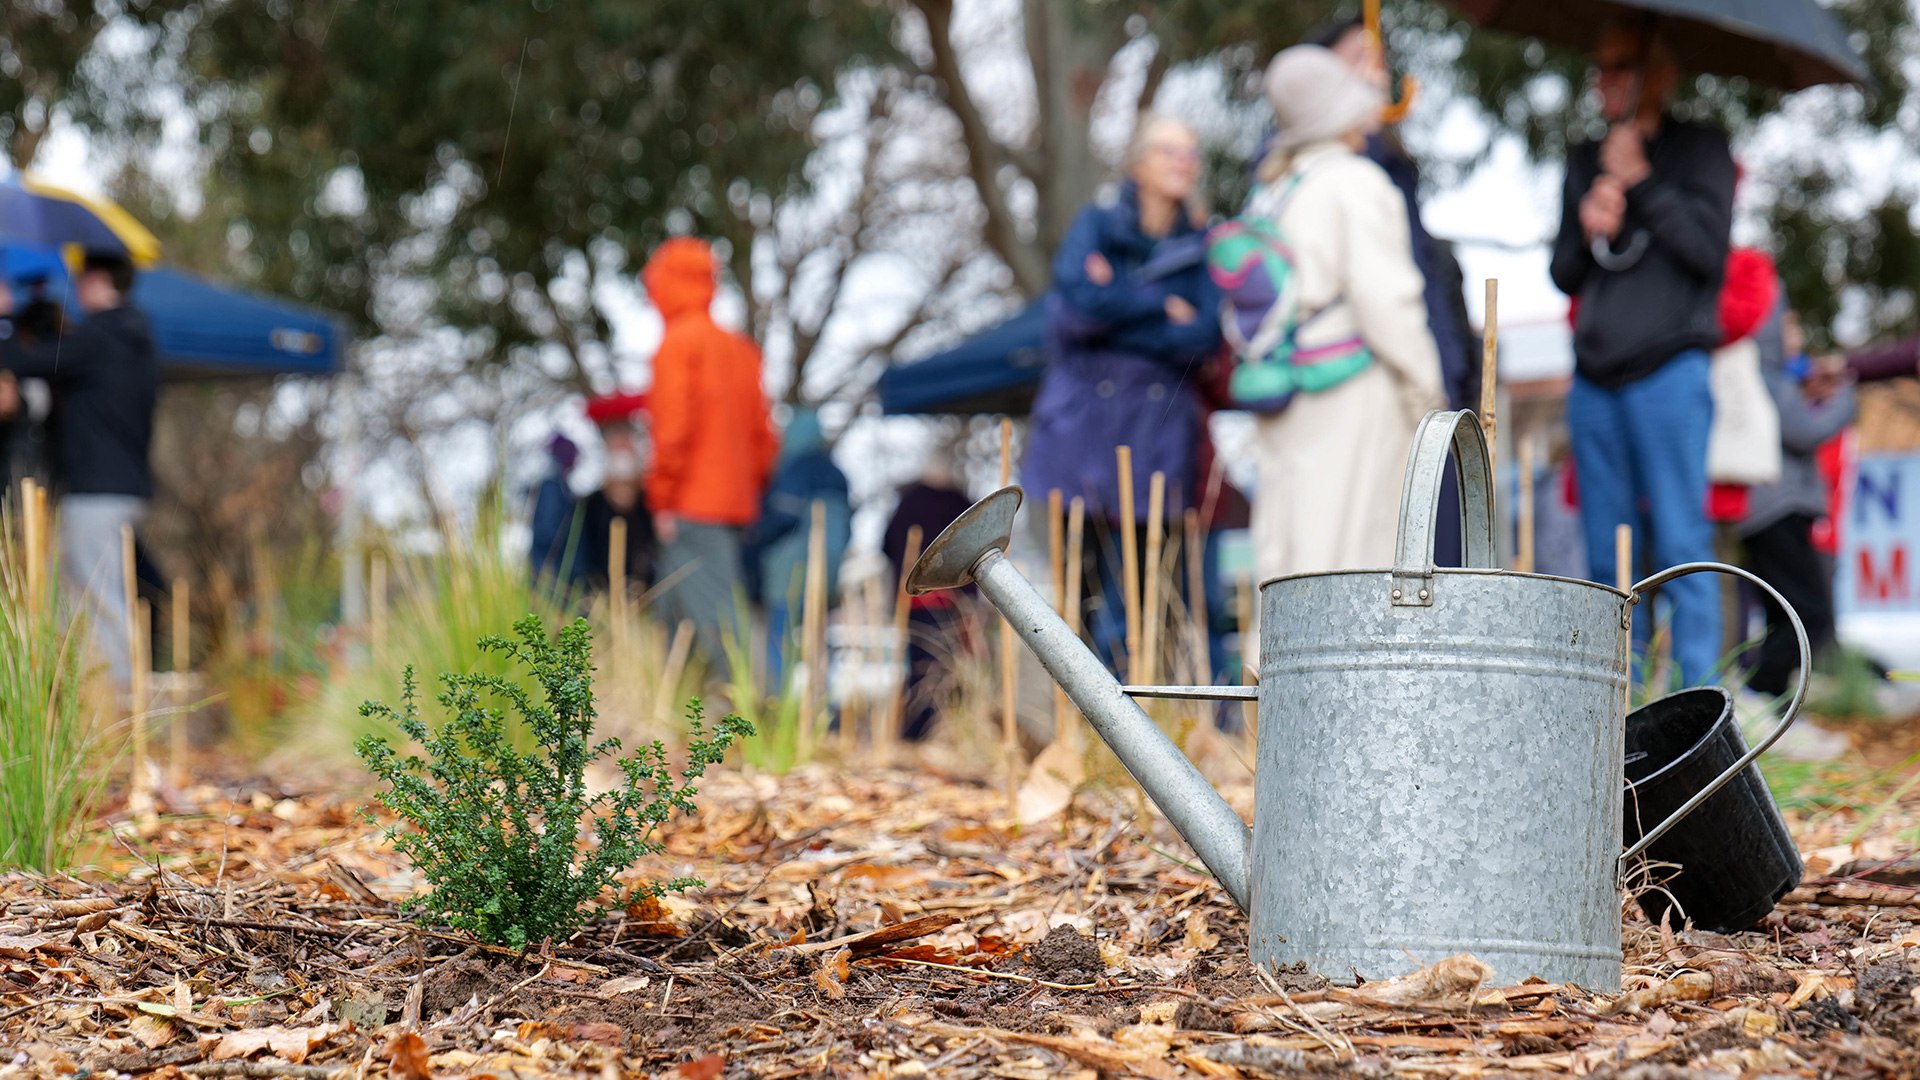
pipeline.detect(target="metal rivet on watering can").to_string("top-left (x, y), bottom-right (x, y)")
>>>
top-left (910, 409), bottom-right (1813, 992)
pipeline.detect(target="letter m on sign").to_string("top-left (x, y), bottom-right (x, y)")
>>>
top-left (1858, 544), bottom-right (1909, 602)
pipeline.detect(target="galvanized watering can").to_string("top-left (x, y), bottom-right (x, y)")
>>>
top-left (906, 410), bottom-right (1810, 989)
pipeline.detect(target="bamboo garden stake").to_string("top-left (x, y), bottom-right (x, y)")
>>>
top-left (1063, 496), bottom-right (1086, 744)
top-left (861, 572), bottom-right (887, 755)
top-left (1616, 523), bottom-right (1634, 706)
top-left (1116, 446), bottom-right (1141, 683)
top-left (1141, 472), bottom-right (1166, 687)
top-left (1237, 573), bottom-right (1257, 741)
top-left (369, 551), bottom-right (388, 652)
top-left (1184, 507), bottom-right (1210, 691)
top-left (1516, 434), bottom-right (1536, 574)
top-left (171, 578), bottom-right (190, 789)
top-left (121, 524), bottom-right (151, 808)
top-left (1048, 490), bottom-right (1068, 740)
top-left (132, 596), bottom-right (153, 813)
top-left (882, 524), bottom-right (923, 765)
top-left (1482, 279), bottom-right (1499, 498)
top-left (799, 499), bottom-right (828, 751)
top-left (608, 517), bottom-right (628, 662)
top-left (998, 419), bottom-right (1018, 802)
top-left (21, 478), bottom-right (39, 607)
top-left (652, 620), bottom-right (695, 728)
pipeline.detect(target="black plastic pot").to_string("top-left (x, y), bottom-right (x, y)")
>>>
top-left (1623, 687), bottom-right (1803, 933)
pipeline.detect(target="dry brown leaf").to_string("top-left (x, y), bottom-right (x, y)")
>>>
top-left (1601, 972), bottom-right (1714, 1016)
top-left (597, 974), bottom-right (652, 998)
top-left (1137, 1001), bottom-right (1179, 1025)
top-left (127, 1013), bottom-right (177, 1050)
top-left (0, 934), bottom-right (69, 959)
top-left (677, 1052), bottom-right (725, 1079)
top-left (1113, 1022), bottom-right (1175, 1057)
top-left (1786, 972), bottom-right (1826, 1008)
top-left (1351, 953), bottom-right (1494, 1005)
top-left (814, 945), bottom-right (851, 1000)
top-left (1015, 737), bottom-right (1083, 825)
top-left (839, 864), bottom-right (929, 891)
top-left (1183, 911), bottom-right (1220, 952)
top-left (570, 1021), bottom-right (625, 1046)
top-left (211, 1023), bottom-right (345, 1064)
top-left (385, 1030), bottom-right (432, 1080)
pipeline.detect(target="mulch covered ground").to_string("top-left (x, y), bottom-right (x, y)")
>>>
top-left (4, 764), bottom-right (1920, 1079)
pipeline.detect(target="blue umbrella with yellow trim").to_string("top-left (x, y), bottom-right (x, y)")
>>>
top-left (0, 173), bottom-right (161, 266)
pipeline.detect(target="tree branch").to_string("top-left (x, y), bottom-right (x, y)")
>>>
top-left (909, 0), bottom-right (1048, 296)
top-left (1136, 43), bottom-right (1169, 116)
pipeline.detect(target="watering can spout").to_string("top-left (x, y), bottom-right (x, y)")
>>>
top-left (906, 487), bottom-right (1255, 911)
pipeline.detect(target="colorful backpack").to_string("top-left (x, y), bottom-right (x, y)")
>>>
top-left (1205, 171), bottom-right (1373, 413)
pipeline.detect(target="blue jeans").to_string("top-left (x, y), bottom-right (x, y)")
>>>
top-left (1566, 351), bottom-right (1719, 686)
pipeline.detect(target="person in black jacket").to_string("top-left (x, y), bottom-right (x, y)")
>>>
top-left (0, 251), bottom-right (159, 685)
top-left (1551, 23), bottom-right (1735, 688)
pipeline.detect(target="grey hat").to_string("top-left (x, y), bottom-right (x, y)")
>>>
top-left (1263, 44), bottom-right (1384, 155)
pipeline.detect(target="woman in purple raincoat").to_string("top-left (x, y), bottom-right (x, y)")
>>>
top-left (1022, 114), bottom-right (1222, 667)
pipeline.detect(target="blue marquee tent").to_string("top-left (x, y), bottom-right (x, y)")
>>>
top-left (2, 244), bottom-right (344, 378)
top-left (878, 301), bottom-right (1047, 416)
top-left (132, 267), bottom-right (342, 378)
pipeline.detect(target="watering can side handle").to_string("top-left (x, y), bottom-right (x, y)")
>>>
top-left (1619, 561), bottom-right (1810, 862)
top-left (1392, 409), bottom-right (1498, 606)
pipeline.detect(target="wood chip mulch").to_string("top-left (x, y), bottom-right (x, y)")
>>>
top-left (4, 765), bottom-right (1920, 1079)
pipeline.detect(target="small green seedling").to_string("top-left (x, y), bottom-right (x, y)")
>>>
top-left (356, 614), bottom-right (751, 948)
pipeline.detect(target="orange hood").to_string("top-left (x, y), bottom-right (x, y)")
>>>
top-left (642, 237), bottom-right (718, 319)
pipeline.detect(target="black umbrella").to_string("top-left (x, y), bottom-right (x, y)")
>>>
top-left (1447, 0), bottom-right (1869, 89)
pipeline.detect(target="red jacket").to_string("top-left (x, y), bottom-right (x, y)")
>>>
top-left (641, 238), bottom-right (777, 526)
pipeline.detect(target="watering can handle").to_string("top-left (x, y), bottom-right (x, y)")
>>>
top-left (1391, 409), bottom-right (1498, 605)
top-left (1619, 562), bottom-right (1811, 861)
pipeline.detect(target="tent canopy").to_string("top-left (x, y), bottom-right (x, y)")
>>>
top-left (132, 267), bottom-right (342, 378)
top-left (878, 302), bottom-right (1047, 416)
top-left (3, 245), bottom-right (345, 378)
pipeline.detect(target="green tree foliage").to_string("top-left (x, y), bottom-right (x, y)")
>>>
top-left (355, 615), bottom-right (752, 949)
top-left (0, 0), bottom-right (191, 169)
top-left (73, 0), bottom-right (1920, 373)
top-left (163, 0), bottom-right (895, 378)
top-left (1434, 0), bottom-right (1918, 347)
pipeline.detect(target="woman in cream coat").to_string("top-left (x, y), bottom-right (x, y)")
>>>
top-left (1246, 44), bottom-right (1446, 582)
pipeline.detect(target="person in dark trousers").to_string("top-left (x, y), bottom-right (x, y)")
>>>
top-left (883, 460), bottom-right (974, 742)
top-left (0, 250), bottom-right (159, 685)
top-left (529, 432), bottom-right (585, 591)
top-left (1551, 22), bottom-right (1735, 687)
top-left (1741, 309), bottom-right (1855, 695)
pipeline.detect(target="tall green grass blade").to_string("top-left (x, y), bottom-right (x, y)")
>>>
top-left (0, 499), bottom-right (111, 871)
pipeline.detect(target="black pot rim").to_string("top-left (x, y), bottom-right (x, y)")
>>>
top-left (1625, 686), bottom-right (1736, 793)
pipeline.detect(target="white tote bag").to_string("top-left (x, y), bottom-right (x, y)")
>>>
top-left (1705, 337), bottom-right (1782, 486)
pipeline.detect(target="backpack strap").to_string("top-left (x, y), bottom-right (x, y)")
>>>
top-left (1238, 162), bottom-right (1331, 363)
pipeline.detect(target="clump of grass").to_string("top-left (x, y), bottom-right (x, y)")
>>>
top-left (207, 535), bottom-right (337, 757)
top-left (722, 596), bottom-right (820, 775)
top-left (296, 506), bottom-right (565, 763)
top-left (0, 500), bottom-right (109, 871)
top-left (1807, 647), bottom-right (1886, 720)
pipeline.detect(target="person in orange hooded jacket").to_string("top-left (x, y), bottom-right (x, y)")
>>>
top-left (642, 237), bottom-right (778, 662)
